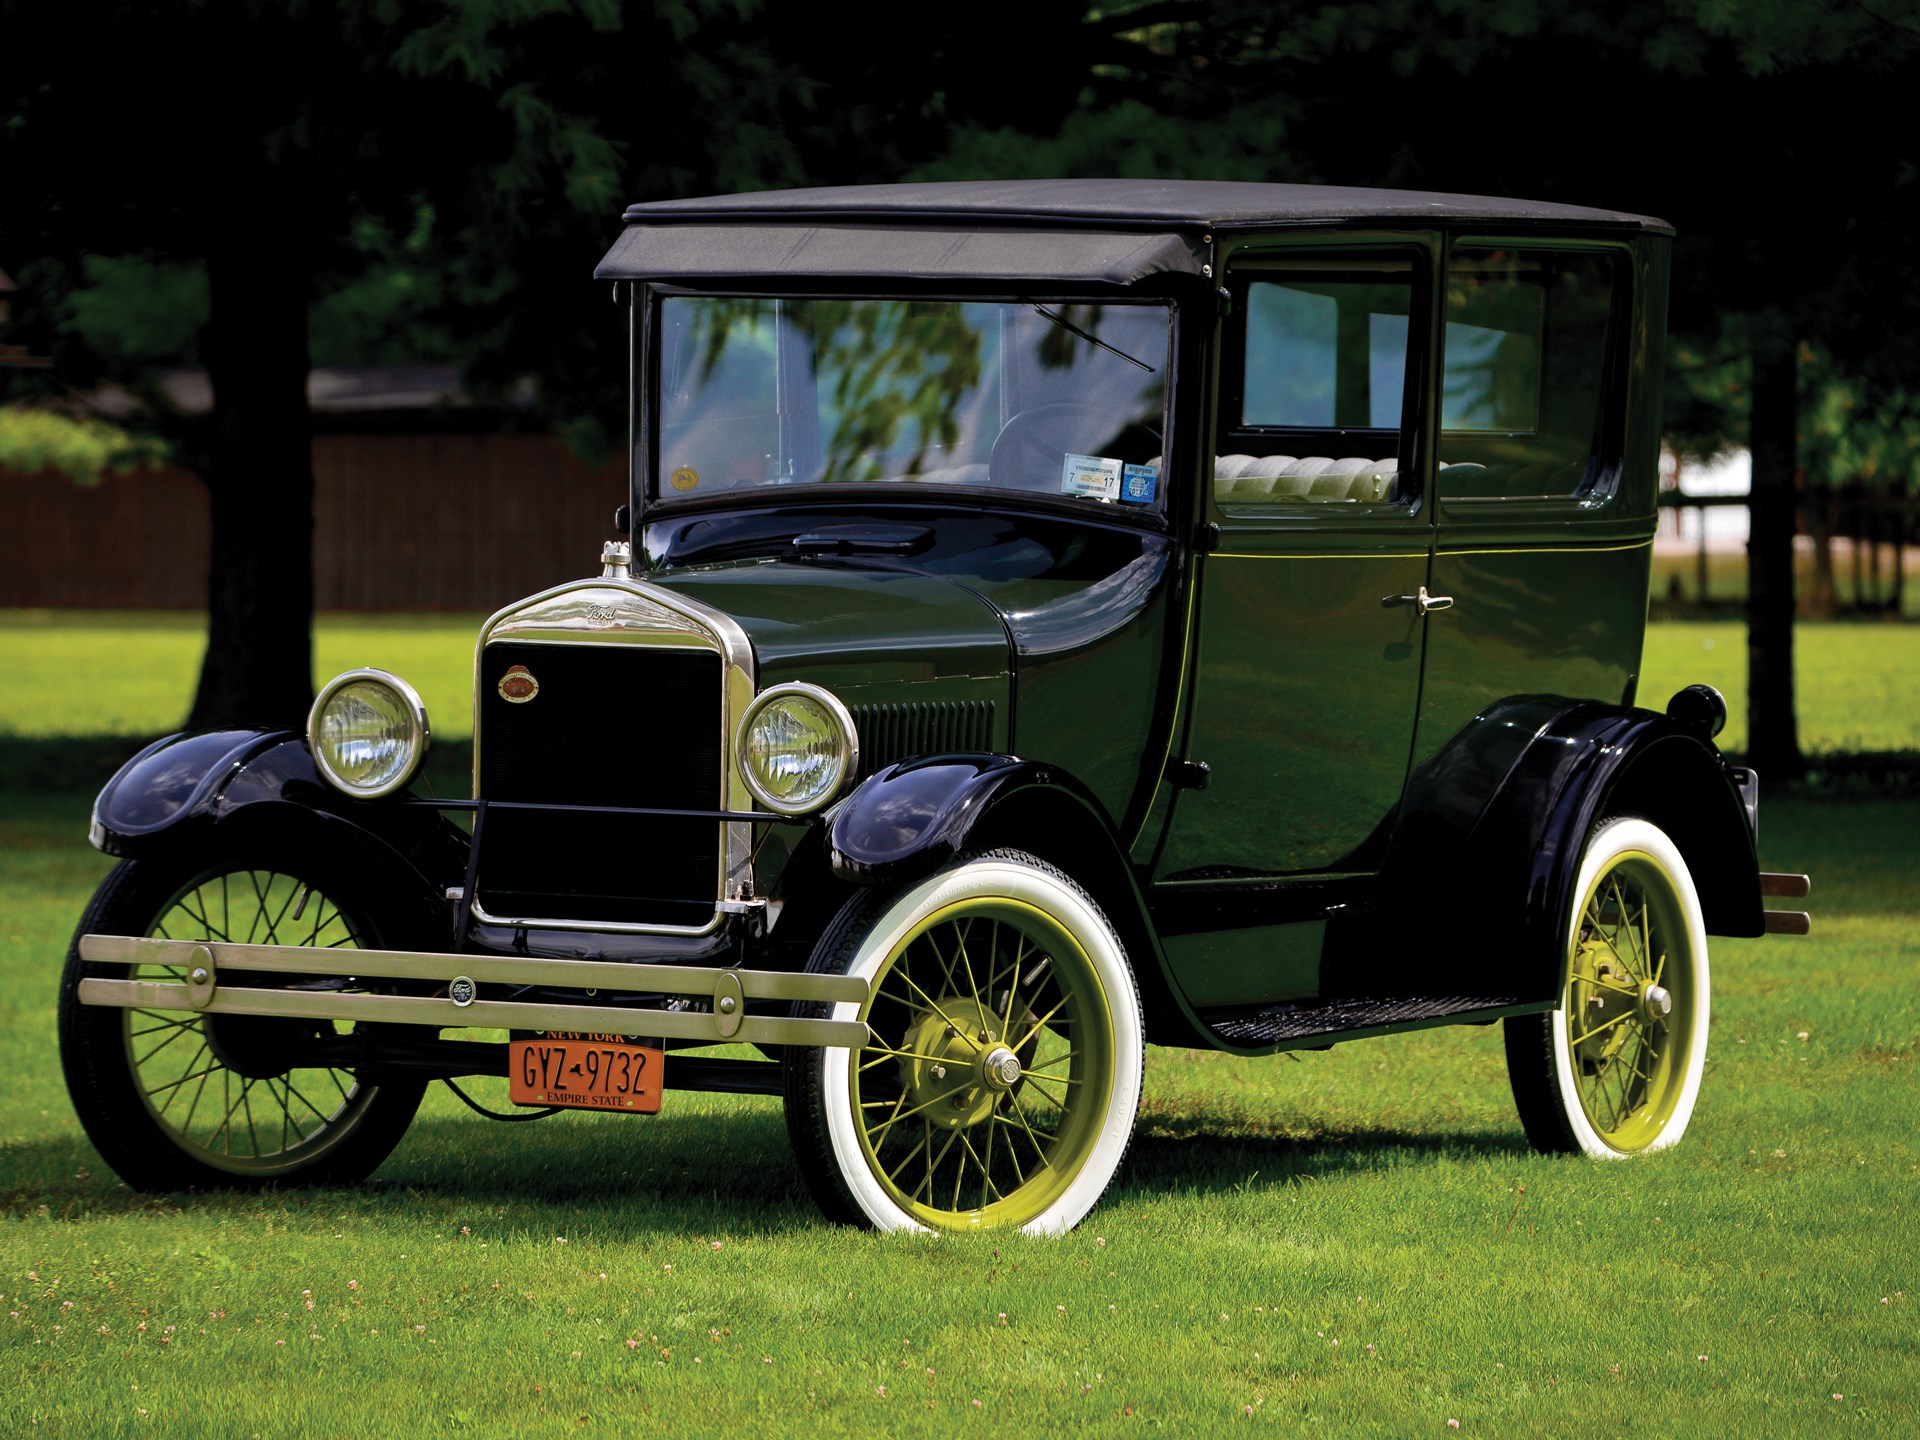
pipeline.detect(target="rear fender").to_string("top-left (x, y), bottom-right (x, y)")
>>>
top-left (1339, 698), bottom-right (1762, 1003)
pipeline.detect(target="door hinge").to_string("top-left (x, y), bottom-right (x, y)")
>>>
top-left (1164, 758), bottom-right (1211, 792)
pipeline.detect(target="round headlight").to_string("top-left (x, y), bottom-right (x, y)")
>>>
top-left (308, 669), bottom-right (430, 799)
top-left (737, 683), bottom-right (859, 816)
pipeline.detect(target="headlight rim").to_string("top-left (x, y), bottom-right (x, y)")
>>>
top-left (735, 681), bottom-right (860, 817)
top-left (307, 667), bottom-right (431, 800)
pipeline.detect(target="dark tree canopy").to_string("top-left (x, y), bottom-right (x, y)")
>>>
top-left (6, 0), bottom-right (1915, 764)
top-left (951, 0), bottom-right (1920, 773)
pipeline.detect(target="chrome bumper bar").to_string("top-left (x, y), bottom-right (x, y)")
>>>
top-left (75, 934), bottom-right (869, 1049)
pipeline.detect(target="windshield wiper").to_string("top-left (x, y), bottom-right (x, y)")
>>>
top-left (1026, 302), bottom-right (1156, 373)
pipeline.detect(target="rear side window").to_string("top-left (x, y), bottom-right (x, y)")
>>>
top-left (1438, 248), bottom-right (1624, 501)
top-left (1217, 253), bottom-right (1419, 509)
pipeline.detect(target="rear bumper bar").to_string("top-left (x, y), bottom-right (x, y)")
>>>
top-left (75, 934), bottom-right (869, 1049)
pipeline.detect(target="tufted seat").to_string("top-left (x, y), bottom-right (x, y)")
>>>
top-left (1215, 454), bottom-right (1398, 504)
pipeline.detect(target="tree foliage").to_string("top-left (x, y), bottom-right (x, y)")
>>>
top-left (996, 0), bottom-right (1920, 772)
top-left (5, 0), bottom-right (1915, 761)
top-left (0, 408), bottom-right (167, 486)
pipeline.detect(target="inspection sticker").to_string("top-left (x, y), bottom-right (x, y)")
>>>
top-left (1061, 452), bottom-right (1122, 501)
top-left (1120, 463), bottom-right (1158, 504)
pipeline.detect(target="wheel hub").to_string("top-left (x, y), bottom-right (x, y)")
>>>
top-left (1641, 984), bottom-right (1673, 1021)
top-left (901, 997), bottom-right (1013, 1130)
top-left (1571, 940), bottom-right (1643, 1065)
top-left (202, 1013), bottom-right (321, 1080)
top-left (981, 1046), bottom-right (1022, 1091)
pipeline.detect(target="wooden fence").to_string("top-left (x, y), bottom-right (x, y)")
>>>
top-left (2, 433), bottom-right (625, 611)
top-left (7, 447), bottom-right (1913, 614)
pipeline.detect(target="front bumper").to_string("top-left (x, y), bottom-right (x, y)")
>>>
top-left (75, 934), bottom-right (869, 1049)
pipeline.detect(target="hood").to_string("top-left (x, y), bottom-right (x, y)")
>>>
top-left (648, 559), bottom-right (1011, 689)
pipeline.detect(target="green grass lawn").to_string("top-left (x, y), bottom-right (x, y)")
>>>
top-left (2, 610), bottom-right (1916, 1435)
top-left (0, 609), bottom-right (486, 743)
top-left (3, 791), bottom-right (1914, 1436)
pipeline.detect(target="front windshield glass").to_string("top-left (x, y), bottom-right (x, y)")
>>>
top-left (655, 297), bottom-right (1171, 508)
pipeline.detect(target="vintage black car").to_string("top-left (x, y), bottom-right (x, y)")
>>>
top-left (61, 180), bottom-right (1810, 1233)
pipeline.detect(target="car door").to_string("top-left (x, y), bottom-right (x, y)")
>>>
top-left (1155, 237), bottom-right (1438, 899)
top-left (1413, 239), bottom-right (1654, 769)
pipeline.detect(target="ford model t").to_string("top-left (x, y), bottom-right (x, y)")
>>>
top-left (60, 180), bottom-right (1810, 1233)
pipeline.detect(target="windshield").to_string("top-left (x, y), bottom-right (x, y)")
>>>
top-left (654, 297), bottom-right (1171, 508)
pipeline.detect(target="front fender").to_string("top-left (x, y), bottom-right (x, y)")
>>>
top-left (89, 729), bottom-right (468, 915)
top-left (824, 752), bottom-right (1207, 1049)
top-left (1335, 697), bottom-right (1762, 1004)
top-left (828, 754), bottom-right (1062, 887)
top-left (90, 729), bottom-right (296, 851)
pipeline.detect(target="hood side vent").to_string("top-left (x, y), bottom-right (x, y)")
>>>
top-left (851, 700), bottom-right (995, 778)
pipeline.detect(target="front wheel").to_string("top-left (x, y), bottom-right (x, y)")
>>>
top-left (58, 842), bottom-right (427, 1191)
top-left (783, 851), bottom-right (1143, 1234)
top-left (1505, 817), bottom-right (1711, 1157)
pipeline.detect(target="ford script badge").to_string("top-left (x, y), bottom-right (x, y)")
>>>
top-left (498, 665), bottom-right (539, 704)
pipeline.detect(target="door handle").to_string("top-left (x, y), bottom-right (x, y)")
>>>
top-left (1382, 586), bottom-right (1455, 616)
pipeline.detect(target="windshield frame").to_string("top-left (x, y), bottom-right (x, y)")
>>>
top-left (634, 283), bottom-right (1182, 529)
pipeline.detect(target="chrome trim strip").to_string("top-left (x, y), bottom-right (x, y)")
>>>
top-left (465, 895), bottom-right (726, 938)
top-left (79, 933), bottom-right (865, 1003)
top-left (471, 573), bottom-right (758, 935)
top-left (76, 977), bottom-right (867, 1050)
top-left (76, 933), bottom-right (870, 1047)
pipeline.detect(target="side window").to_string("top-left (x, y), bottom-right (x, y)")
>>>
top-left (1439, 248), bottom-right (1624, 500)
top-left (1217, 254), bottom-right (1417, 509)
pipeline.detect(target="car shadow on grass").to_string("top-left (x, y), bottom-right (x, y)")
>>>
top-left (1115, 1118), bottom-right (1533, 1200)
top-left (14, 1110), bottom-right (1533, 1233)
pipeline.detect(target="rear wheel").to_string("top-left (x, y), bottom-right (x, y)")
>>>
top-left (1505, 818), bottom-right (1710, 1157)
top-left (59, 842), bottom-right (426, 1191)
top-left (784, 851), bottom-right (1142, 1233)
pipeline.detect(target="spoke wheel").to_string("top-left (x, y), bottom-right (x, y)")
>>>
top-left (785, 851), bottom-right (1142, 1234)
top-left (60, 846), bottom-right (426, 1191)
top-left (1506, 818), bottom-right (1710, 1158)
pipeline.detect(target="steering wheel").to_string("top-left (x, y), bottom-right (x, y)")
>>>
top-left (986, 404), bottom-right (1111, 493)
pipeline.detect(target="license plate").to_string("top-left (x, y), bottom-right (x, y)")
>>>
top-left (509, 1032), bottom-right (663, 1112)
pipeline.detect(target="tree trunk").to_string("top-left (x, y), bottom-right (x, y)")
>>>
top-left (1806, 483), bottom-right (1837, 617)
top-left (1745, 328), bottom-right (1802, 776)
top-left (187, 217), bottom-right (316, 731)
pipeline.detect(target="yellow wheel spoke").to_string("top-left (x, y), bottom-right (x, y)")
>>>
top-left (1570, 1009), bottom-right (1634, 1048)
top-left (864, 1087), bottom-right (955, 1142)
top-left (884, 1126), bottom-right (932, 1188)
top-left (1025, 1048), bottom-right (1079, 1074)
top-left (1021, 1073), bottom-right (1074, 1108)
top-left (888, 970), bottom-right (982, 1052)
top-left (990, 1112), bottom-right (1032, 1185)
top-left (1002, 1088), bottom-right (1054, 1162)
top-left (1011, 992), bottom-right (1073, 1051)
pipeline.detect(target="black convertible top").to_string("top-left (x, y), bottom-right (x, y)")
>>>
top-left (595, 179), bottom-right (1670, 285)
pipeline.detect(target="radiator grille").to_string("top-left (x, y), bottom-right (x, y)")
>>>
top-left (475, 641), bottom-right (722, 927)
top-left (850, 700), bottom-right (995, 777)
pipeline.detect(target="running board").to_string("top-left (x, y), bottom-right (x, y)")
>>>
top-left (1198, 994), bottom-right (1537, 1051)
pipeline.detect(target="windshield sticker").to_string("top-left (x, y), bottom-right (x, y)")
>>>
top-left (1061, 453), bottom-right (1123, 501)
top-left (1120, 463), bottom-right (1158, 505)
top-left (669, 466), bottom-right (700, 491)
